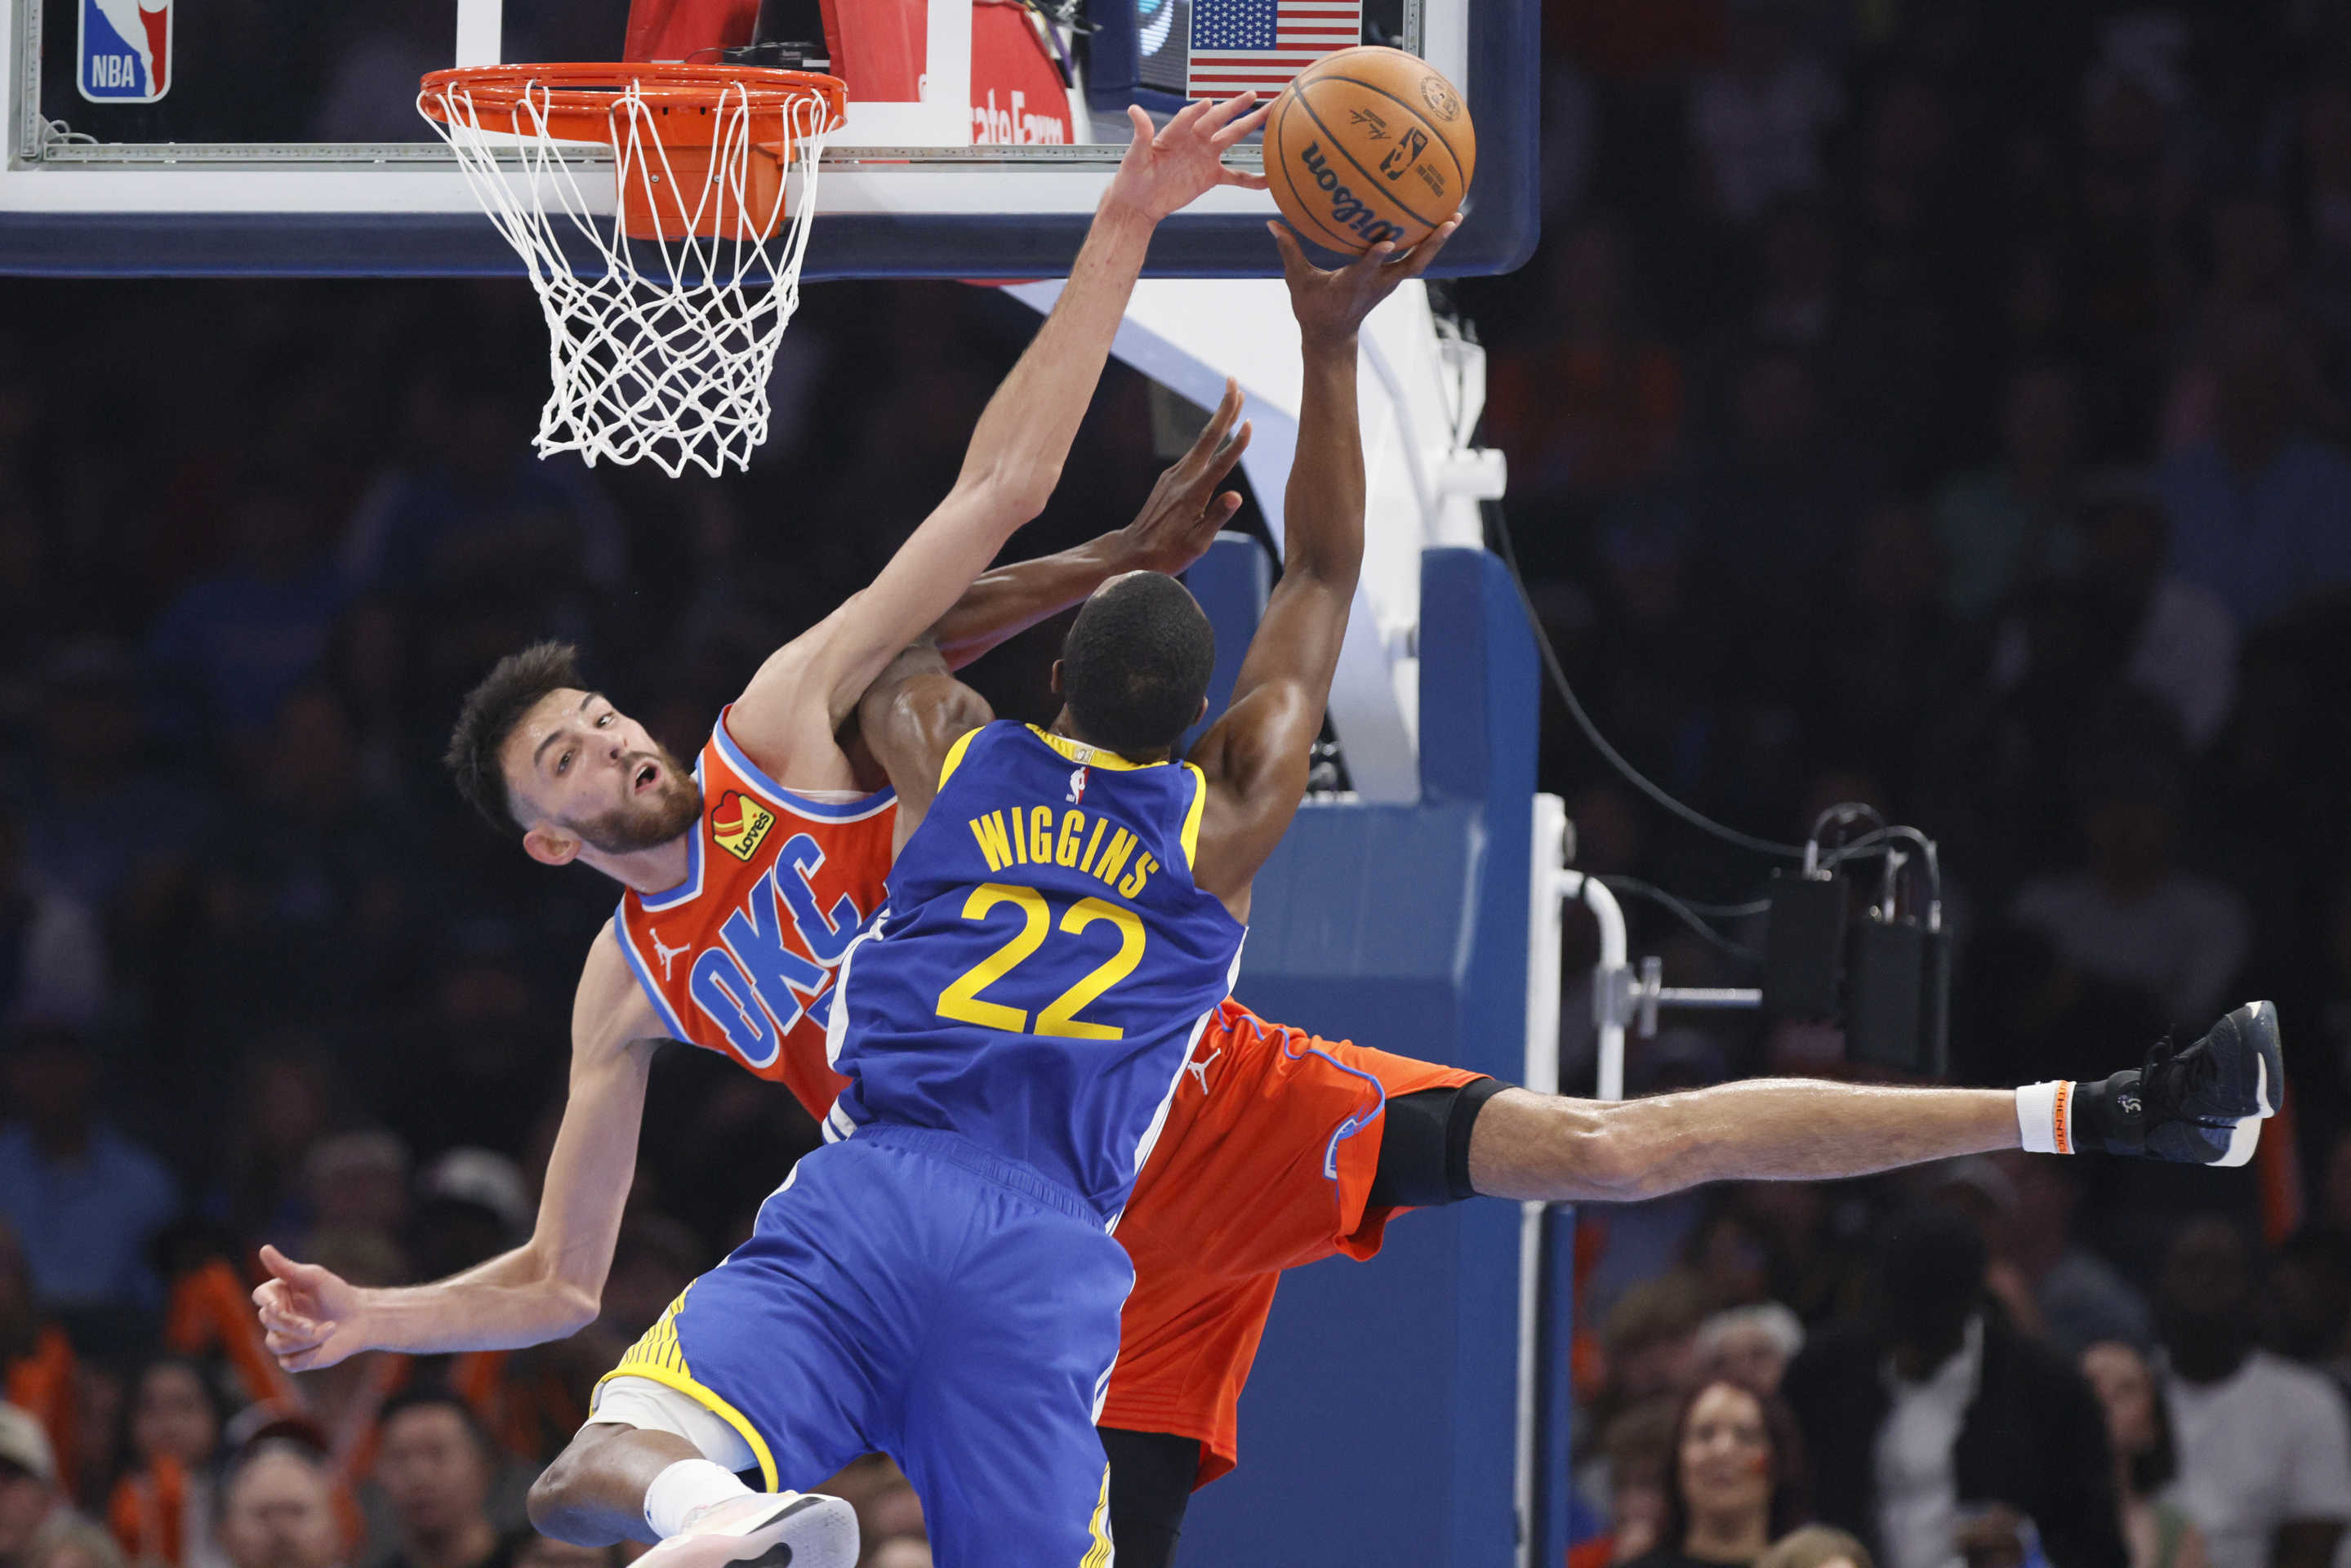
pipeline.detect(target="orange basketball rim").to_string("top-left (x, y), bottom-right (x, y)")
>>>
top-left (418, 64), bottom-right (848, 243)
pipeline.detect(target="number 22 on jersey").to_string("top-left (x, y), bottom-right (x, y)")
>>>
top-left (936, 883), bottom-right (1146, 1039)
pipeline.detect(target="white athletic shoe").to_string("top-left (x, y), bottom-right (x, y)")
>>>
top-left (639, 1492), bottom-right (858, 1568)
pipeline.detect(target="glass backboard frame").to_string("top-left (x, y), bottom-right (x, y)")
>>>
top-left (0, 0), bottom-right (1534, 277)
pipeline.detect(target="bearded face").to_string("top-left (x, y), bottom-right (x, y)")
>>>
top-left (564, 741), bottom-right (703, 853)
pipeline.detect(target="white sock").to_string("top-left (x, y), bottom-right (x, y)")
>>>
top-left (645, 1458), bottom-right (757, 1538)
top-left (2015, 1080), bottom-right (2076, 1155)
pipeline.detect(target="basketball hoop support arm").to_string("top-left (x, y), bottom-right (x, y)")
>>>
top-left (1004, 275), bottom-right (1506, 802)
top-left (1515, 794), bottom-right (1764, 1567)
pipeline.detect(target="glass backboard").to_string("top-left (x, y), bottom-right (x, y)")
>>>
top-left (0, 0), bottom-right (1533, 276)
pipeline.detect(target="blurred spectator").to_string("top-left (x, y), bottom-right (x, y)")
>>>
top-left (0, 1404), bottom-right (68, 1568)
top-left (1979, 1153), bottom-right (2153, 1359)
top-left (216, 1443), bottom-right (345, 1568)
top-left (2010, 744), bottom-right (2250, 1030)
top-left (2157, 308), bottom-right (2351, 629)
top-left (2267, 1230), bottom-right (2351, 1399)
top-left (1760, 1527), bottom-right (1874, 1568)
top-left (0, 1025), bottom-right (180, 1313)
top-left (2084, 482), bottom-right (2237, 752)
top-left (12, 644), bottom-right (209, 947)
top-left (1686, 0), bottom-right (1841, 224)
top-left (1780, 1207), bottom-right (2125, 1568)
top-left (1685, 349), bottom-right (1874, 621)
top-left (503, 1539), bottom-right (609, 1568)
top-left (1685, 1210), bottom-right (1774, 1314)
top-left (405, 1153), bottom-right (528, 1288)
top-left (193, 688), bottom-right (424, 1019)
top-left (2080, 1341), bottom-right (2208, 1568)
top-left (0, 809), bottom-right (105, 1033)
top-left (303, 1140), bottom-right (408, 1241)
top-left (212, 1048), bottom-right (340, 1250)
top-left (367, 1393), bottom-right (509, 1568)
top-left (25, 1522), bottom-right (122, 1568)
top-left (0, 1234), bottom-right (74, 1508)
top-left (1575, 1396), bottom-right (1682, 1568)
top-left (1935, 364), bottom-right (2084, 623)
top-left (106, 1357), bottom-right (229, 1568)
top-left (339, 373), bottom-right (624, 611)
top-left (2156, 1218), bottom-right (2351, 1568)
top-left (1951, 1506), bottom-right (2049, 1568)
top-left (146, 487), bottom-right (350, 739)
top-left (1602, 1276), bottom-right (1711, 1422)
top-left (1486, 219), bottom-right (1686, 501)
top-left (1694, 1304), bottom-right (1805, 1397)
top-left (1623, 1379), bottom-right (1810, 1568)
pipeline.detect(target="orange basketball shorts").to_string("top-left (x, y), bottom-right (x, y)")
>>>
top-left (1099, 999), bottom-right (1486, 1486)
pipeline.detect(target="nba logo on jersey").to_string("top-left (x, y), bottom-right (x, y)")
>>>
top-left (710, 789), bottom-right (777, 862)
top-left (78, 0), bottom-right (170, 101)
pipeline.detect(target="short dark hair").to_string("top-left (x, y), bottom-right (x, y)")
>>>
top-left (376, 1385), bottom-right (493, 1459)
top-left (1059, 573), bottom-right (1215, 759)
top-left (445, 641), bottom-right (584, 836)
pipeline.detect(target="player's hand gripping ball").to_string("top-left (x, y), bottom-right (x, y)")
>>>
top-left (1266, 45), bottom-right (1476, 254)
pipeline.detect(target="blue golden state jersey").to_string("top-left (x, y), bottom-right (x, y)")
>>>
top-left (824, 720), bottom-right (1247, 1223)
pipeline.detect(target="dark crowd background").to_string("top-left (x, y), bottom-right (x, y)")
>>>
top-left (9, 2), bottom-right (2351, 1567)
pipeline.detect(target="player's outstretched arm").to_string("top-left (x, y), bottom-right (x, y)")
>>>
top-left (1189, 217), bottom-right (1460, 909)
top-left (926, 380), bottom-right (1252, 669)
top-left (253, 926), bottom-right (661, 1366)
top-left (727, 97), bottom-right (1269, 777)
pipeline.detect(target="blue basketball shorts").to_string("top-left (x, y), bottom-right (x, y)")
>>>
top-left (595, 1124), bottom-right (1131, 1567)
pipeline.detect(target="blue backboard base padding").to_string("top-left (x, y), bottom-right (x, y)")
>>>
top-left (1176, 549), bottom-right (1538, 1565)
top-left (0, 203), bottom-right (1534, 278)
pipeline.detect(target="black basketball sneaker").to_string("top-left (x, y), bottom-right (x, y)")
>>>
top-left (2068, 1001), bottom-right (2283, 1166)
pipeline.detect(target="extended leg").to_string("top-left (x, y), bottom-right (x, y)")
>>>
top-left (1471, 1000), bottom-right (2283, 1200)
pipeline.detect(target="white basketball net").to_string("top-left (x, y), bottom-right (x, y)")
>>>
top-left (421, 77), bottom-right (832, 479)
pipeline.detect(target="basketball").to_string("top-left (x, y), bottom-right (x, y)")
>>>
top-left (1266, 46), bottom-right (1476, 256)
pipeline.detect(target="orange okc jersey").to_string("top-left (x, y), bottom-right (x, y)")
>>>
top-left (612, 709), bottom-right (893, 1116)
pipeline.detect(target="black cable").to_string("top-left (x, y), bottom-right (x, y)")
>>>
top-left (1600, 876), bottom-right (1763, 964)
top-left (1484, 498), bottom-right (1807, 861)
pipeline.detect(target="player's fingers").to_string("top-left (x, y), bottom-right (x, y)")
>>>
top-left (1267, 220), bottom-right (1311, 278)
top-left (258, 1243), bottom-right (301, 1281)
top-left (1211, 491), bottom-right (1245, 523)
top-left (1209, 102), bottom-right (1271, 146)
top-left (1218, 167), bottom-right (1272, 191)
top-left (263, 1323), bottom-right (323, 1356)
top-left (1189, 376), bottom-right (1241, 448)
top-left (1343, 239), bottom-right (1400, 284)
top-left (1394, 215), bottom-right (1463, 279)
top-left (1209, 416), bottom-right (1253, 474)
top-left (256, 1297), bottom-right (318, 1332)
top-left (1196, 91), bottom-right (1255, 136)
top-left (1124, 104), bottom-right (1154, 149)
top-left (1165, 99), bottom-right (1209, 139)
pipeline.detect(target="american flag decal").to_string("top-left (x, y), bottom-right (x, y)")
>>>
top-left (1186, 0), bottom-right (1361, 97)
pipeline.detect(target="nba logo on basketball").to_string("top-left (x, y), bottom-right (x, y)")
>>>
top-left (78, 0), bottom-right (170, 102)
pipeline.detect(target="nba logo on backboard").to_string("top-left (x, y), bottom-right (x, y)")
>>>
top-left (78, 0), bottom-right (171, 102)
